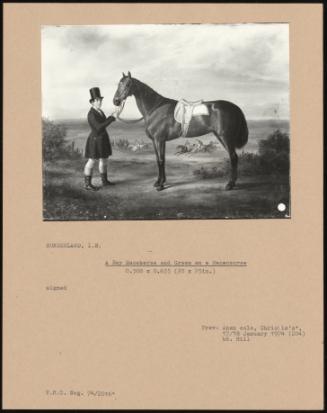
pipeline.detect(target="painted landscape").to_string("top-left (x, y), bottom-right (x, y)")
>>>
top-left (42, 118), bottom-right (290, 220)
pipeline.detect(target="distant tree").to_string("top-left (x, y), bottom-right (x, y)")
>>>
top-left (42, 118), bottom-right (68, 161)
top-left (42, 118), bottom-right (82, 161)
top-left (193, 129), bottom-right (290, 179)
top-left (258, 129), bottom-right (290, 175)
top-left (259, 129), bottom-right (289, 156)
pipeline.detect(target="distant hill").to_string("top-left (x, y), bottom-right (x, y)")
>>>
top-left (55, 118), bottom-right (289, 131)
top-left (247, 118), bottom-right (289, 130)
top-left (48, 117), bottom-right (290, 154)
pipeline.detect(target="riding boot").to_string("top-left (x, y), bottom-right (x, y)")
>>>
top-left (84, 175), bottom-right (99, 191)
top-left (101, 173), bottom-right (115, 186)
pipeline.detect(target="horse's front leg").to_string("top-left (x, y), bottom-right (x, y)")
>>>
top-left (146, 130), bottom-right (161, 188)
top-left (151, 139), bottom-right (161, 187)
top-left (154, 138), bottom-right (166, 191)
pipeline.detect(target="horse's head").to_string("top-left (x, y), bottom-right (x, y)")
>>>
top-left (113, 71), bottom-right (134, 106)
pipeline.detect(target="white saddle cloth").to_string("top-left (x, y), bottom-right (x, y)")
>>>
top-left (174, 99), bottom-right (209, 137)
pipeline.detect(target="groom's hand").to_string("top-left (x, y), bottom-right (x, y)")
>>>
top-left (110, 109), bottom-right (118, 118)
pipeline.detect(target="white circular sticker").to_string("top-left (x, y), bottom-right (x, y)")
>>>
top-left (277, 203), bottom-right (286, 212)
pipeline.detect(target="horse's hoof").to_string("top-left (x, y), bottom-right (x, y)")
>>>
top-left (225, 182), bottom-right (235, 190)
top-left (156, 185), bottom-right (164, 191)
top-left (154, 181), bottom-right (160, 187)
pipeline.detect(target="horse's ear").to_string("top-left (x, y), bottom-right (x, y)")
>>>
top-left (122, 72), bottom-right (126, 78)
top-left (128, 71), bottom-right (131, 78)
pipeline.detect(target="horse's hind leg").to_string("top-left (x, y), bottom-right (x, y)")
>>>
top-left (160, 141), bottom-right (166, 185)
top-left (213, 132), bottom-right (238, 190)
top-left (226, 148), bottom-right (238, 190)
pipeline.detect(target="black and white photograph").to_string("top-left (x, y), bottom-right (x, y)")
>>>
top-left (42, 23), bottom-right (290, 220)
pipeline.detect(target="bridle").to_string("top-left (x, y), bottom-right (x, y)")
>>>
top-left (117, 99), bottom-right (144, 124)
top-left (116, 78), bottom-right (144, 124)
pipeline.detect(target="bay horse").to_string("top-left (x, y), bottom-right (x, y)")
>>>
top-left (113, 71), bottom-right (248, 191)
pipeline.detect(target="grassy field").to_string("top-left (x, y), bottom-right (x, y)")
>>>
top-left (43, 118), bottom-right (290, 221)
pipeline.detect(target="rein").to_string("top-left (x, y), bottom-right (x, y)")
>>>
top-left (117, 99), bottom-right (144, 124)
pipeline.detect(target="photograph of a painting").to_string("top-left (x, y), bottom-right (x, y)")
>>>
top-left (42, 23), bottom-right (290, 220)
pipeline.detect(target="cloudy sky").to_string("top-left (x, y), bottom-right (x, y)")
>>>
top-left (42, 24), bottom-right (289, 120)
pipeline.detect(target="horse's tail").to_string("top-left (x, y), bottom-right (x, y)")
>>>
top-left (235, 108), bottom-right (248, 149)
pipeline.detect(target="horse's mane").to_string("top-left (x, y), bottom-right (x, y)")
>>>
top-left (133, 78), bottom-right (176, 104)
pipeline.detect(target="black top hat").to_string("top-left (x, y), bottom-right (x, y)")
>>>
top-left (89, 87), bottom-right (104, 103)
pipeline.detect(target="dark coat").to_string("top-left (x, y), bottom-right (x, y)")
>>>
top-left (84, 107), bottom-right (116, 159)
